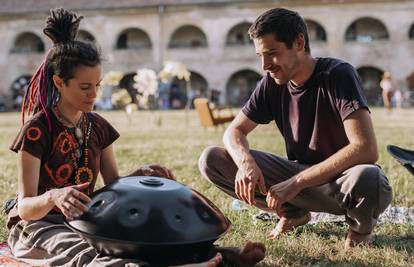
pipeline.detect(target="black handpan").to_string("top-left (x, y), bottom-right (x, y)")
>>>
top-left (65, 176), bottom-right (231, 265)
top-left (386, 145), bottom-right (414, 176)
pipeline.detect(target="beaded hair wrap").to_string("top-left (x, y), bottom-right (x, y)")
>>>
top-left (21, 8), bottom-right (83, 131)
top-left (21, 52), bottom-right (55, 131)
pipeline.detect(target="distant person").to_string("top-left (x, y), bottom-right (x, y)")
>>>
top-left (170, 84), bottom-right (184, 109)
top-left (380, 71), bottom-right (396, 110)
top-left (208, 89), bottom-right (221, 108)
top-left (393, 88), bottom-right (404, 109)
top-left (199, 7), bottom-right (392, 249)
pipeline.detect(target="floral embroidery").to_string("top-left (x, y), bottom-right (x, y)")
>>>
top-left (26, 127), bottom-right (41, 141)
top-left (55, 163), bottom-right (73, 184)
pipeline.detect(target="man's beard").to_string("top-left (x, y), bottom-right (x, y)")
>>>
top-left (272, 75), bottom-right (289, 85)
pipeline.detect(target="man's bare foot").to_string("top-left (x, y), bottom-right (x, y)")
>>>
top-left (216, 241), bottom-right (266, 267)
top-left (172, 253), bottom-right (222, 267)
top-left (345, 230), bottom-right (373, 249)
top-left (268, 212), bottom-right (311, 239)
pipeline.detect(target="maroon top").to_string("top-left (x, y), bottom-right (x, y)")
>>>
top-left (242, 57), bottom-right (369, 164)
top-left (7, 109), bottom-right (119, 229)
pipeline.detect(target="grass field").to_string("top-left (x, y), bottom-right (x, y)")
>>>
top-left (0, 108), bottom-right (413, 266)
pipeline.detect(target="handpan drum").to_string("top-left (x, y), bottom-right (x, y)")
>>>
top-left (65, 176), bottom-right (231, 265)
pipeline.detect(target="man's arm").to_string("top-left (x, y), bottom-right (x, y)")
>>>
top-left (266, 108), bottom-right (378, 212)
top-left (223, 111), bottom-right (267, 204)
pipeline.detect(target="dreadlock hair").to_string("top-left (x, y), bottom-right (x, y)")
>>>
top-left (22, 8), bottom-right (101, 130)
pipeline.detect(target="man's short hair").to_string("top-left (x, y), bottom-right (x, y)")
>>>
top-left (248, 8), bottom-right (310, 53)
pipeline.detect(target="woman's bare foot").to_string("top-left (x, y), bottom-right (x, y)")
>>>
top-left (216, 241), bottom-right (266, 267)
top-left (268, 212), bottom-right (311, 239)
top-left (171, 253), bottom-right (222, 267)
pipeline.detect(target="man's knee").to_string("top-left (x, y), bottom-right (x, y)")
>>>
top-left (198, 146), bottom-right (226, 175)
top-left (348, 165), bottom-right (392, 207)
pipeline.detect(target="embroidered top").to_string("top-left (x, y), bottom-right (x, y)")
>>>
top-left (7, 109), bottom-right (119, 229)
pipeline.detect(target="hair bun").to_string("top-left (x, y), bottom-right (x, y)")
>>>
top-left (43, 8), bottom-right (83, 45)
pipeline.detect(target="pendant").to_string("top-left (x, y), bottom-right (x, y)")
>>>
top-left (76, 166), bottom-right (93, 184)
top-left (75, 127), bottom-right (83, 140)
top-left (75, 149), bottom-right (82, 159)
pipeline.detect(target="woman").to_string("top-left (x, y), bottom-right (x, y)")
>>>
top-left (6, 8), bottom-right (265, 267)
top-left (380, 71), bottom-right (395, 110)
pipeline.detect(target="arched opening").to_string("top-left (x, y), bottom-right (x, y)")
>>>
top-left (407, 72), bottom-right (414, 91)
top-left (168, 25), bottom-right (207, 48)
top-left (77, 30), bottom-right (95, 43)
top-left (10, 75), bottom-right (31, 110)
top-left (116, 28), bottom-right (152, 50)
top-left (345, 17), bottom-right (389, 42)
top-left (226, 22), bottom-right (253, 46)
top-left (170, 71), bottom-right (208, 109)
top-left (305, 19), bottom-right (327, 42)
top-left (11, 32), bottom-right (44, 53)
top-left (226, 70), bottom-right (262, 106)
top-left (119, 73), bottom-right (138, 104)
top-left (356, 66), bottom-right (383, 105)
top-left (409, 24), bottom-right (414, 40)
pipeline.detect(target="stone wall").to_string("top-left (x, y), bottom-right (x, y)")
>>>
top-left (0, 0), bottom-right (413, 107)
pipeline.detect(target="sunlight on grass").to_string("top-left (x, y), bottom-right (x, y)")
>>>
top-left (0, 107), bottom-right (413, 266)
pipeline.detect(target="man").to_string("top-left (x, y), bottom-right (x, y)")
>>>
top-left (198, 8), bottom-right (392, 249)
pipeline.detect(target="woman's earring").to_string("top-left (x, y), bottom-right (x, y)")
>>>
top-left (55, 90), bottom-right (61, 103)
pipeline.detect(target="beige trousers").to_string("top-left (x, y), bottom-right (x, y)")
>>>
top-left (198, 146), bottom-right (393, 234)
top-left (8, 215), bottom-right (149, 267)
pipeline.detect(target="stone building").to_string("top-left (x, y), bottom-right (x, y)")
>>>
top-left (1, 0), bottom-right (414, 109)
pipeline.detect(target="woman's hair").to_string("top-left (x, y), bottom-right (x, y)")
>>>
top-left (22, 8), bottom-right (102, 130)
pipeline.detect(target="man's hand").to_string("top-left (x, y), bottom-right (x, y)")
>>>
top-left (266, 177), bottom-right (303, 217)
top-left (235, 160), bottom-right (267, 205)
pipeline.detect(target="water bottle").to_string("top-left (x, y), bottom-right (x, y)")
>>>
top-left (231, 199), bottom-right (248, 211)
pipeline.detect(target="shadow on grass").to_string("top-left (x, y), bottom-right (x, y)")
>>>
top-left (256, 252), bottom-right (381, 267)
top-left (302, 222), bottom-right (414, 253)
top-left (374, 233), bottom-right (414, 253)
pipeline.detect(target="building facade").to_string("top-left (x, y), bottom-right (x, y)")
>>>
top-left (1, 0), bottom-right (414, 108)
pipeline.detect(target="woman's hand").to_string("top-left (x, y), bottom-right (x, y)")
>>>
top-left (49, 182), bottom-right (92, 220)
top-left (137, 164), bottom-right (176, 180)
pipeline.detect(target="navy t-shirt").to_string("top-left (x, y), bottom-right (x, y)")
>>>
top-left (242, 57), bottom-right (369, 164)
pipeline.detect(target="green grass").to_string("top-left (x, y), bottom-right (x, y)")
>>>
top-left (0, 108), bottom-right (413, 266)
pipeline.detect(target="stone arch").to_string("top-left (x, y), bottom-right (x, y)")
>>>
top-left (10, 74), bottom-right (31, 110)
top-left (170, 71), bottom-right (208, 109)
top-left (168, 25), bottom-right (207, 48)
top-left (345, 17), bottom-right (389, 42)
top-left (226, 22), bottom-right (253, 46)
top-left (116, 28), bottom-right (152, 49)
top-left (226, 69), bottom-right (262, 106)
top-left (77, 30), bottom-right (96, 42)
top-left (356, 66), bottom-right (384, 105)
top-left (305, 19), bottom-right (327, 42)
top-left (11, 32), bottom-right (45, 53)
top-left (409, 23), bottom-right (414, 39)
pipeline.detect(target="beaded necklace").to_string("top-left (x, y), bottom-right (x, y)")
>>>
top-left (53, 105), bottom-right (84, 158)
top-left (74, 120), bottom-right (93, 185)
top-left (52, 106), bottom-right (93, 185)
